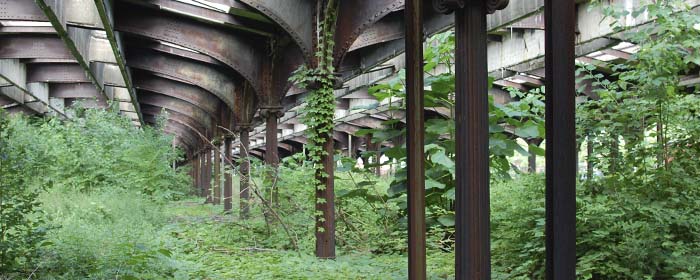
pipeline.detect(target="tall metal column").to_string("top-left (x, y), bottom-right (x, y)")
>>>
top-left (315, 134), bottom-right (335, 259)
top-left (198, 152), bottom-right (205, 197)
top-left (405, 0), bottom-right (426, 278)
top-left (455, 2), bottom-right (490, 278)
top-left (263, 108), bottom-right (282, 204)
top-left (213, 142), bottom-right (222, 205)
top-left (545, 0), bottom-right (577, 278)
top-left (239, 126), bottom-right (251, 219)
top-left (224, 136), bottom-right (233, 213)
top-left (204, 148), bottom-right (213, 203)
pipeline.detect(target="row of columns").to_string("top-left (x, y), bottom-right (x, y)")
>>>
top-left (405, 0), bottom-right (577, 279)
top-left (187, 126), bottom-right (253, 219)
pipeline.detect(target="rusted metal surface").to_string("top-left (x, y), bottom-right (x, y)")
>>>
top-left (50, 83), bottom-right (100, 98)
top-left (138, 97), bottom-right (212, 136)
top-left (0, 35), bottom-right (72, 59)
top-left (27, 63), bottom-right (88, 83)
top-left (334, 0), bottom-right (403, 65)
top-left (348, 12), bottom-right (404, 52)
top-left (224, 135), bottom-right (234, 212)
top-left (126, 49), bottom-right (237, 112)
top-left (121, 0), bottom-right (274, 36)
top-left (405, 0), bottom-right (426, 278)
top-left (544, 0), bottom-right (577, 278)
top-left (133, 73), bottom-right (221, 117)
top-left (315, 133), bottom-right (335, 259)
top-left (240, 0), bottom-right (314, 60)
top-left (454, 1), bottom-right (489, 278)
top-left (239, 125), bottom-right (251, 219)
top-left (115, 4), bottom-right (263, 95)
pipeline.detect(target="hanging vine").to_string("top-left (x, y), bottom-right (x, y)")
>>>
top-left (289, 0), bottom-right (338, 185)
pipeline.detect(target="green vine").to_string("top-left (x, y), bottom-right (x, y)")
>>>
top-left (289, 0), bottom-right (338, 232)
top-left (289, 0), bottom-right (338, 188)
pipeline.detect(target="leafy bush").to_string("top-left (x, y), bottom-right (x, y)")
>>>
top-left (0, 111), bottom-right (49, 274)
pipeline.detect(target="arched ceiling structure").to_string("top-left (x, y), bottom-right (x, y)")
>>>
top-left (2, 0), bottom-right (681, 158)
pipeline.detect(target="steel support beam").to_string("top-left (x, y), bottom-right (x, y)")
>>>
top-left (544, 0), bottom-right (576, 278)
top-left (405, 0), bottom-right (425, 278)
top-left (454, 0), bottom-right (494, 278)
top-left (239, 126), bottom-right (251, 219)
top-left (224, 135), bottom-right (234, 213)
top-left (94, 0), bottom-right (144, 125)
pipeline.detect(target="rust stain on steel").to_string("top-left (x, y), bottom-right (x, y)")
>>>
top-left (26, 63), bottom-right (89, 83)
top-left (405, 0), bottom-right (426, 278)
top-left (126, 49), bottom-right (237, 112)
top-left (49, 83), bottom-right (100, 98)
top-left (141, 104), bottom-right (208, 134)
top-left (348, 12), bottom-right (404, 52)
top-left (138, 93), bottom-right (214, 130)
top-left (114, 4), bottom-right (263, 95)
top-left (0, 35), bottom-right (72, 59)
top-left (240, 0), bottom-right (315, 61)
top-left (133, 73), bottom-right (220, 117)
top-left (334, 0), bottom-right (404, 65)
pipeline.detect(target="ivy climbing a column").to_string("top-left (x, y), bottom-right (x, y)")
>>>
top-left (289, 0), bottom-right (338, 259)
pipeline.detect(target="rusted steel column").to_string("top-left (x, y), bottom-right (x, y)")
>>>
top-left (224, 136), bottom-right (234, 213)
top-left (315, 133), bottom-right (335, 259)
top-left (455, 1), bottom-right (490, 278)
top-left (239, 126), bottom-right (251, 219)
top-left (405, 0), bottom-right (426, 278)
top-left (205, 148), bottom-right (213, 203)
top-left (262, 107), bottom-right (283, 204)
top-left (198, 153), bottom-right (204, 197)
top-left (545, 0), bottom-right (577, 278)
top-left (213, 141), bottom-right (222, 205)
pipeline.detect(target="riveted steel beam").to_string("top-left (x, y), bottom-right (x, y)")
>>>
top-left (49, 83), bottom-right (100, 98)
top-left (0, 35), bottom-right (72, 59)
top-left (138, 92), bottom-right (215, 130)
top-left (140, 104), bottom-right (208, 140)
top-left (144, 115), bottom-right (200, 148)
top-left (120, 0), bottom-right (274, 37)
top-left (94, 0), bottom-right (144, 125)
top-left (34, 0), bottom-right (111, 102)
top-left (127, 49), bottom-right (237, 112)
top-left (123, 36), bottom-right (224, 66)
top-left (334, 0), bottom-right (403, 65)
top-left (114, 4), bottom-right (263, 95)
top-left (239, 0), bottom-right (314, 60)
top-left (133, 73), bottom-right (220, 117)
top-left (26, 63), bottom-right (88, 83)
top-left (0, 59), bottom-right (67, 117)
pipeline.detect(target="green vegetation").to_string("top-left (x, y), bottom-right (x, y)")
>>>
top-left (1, 1), bottom-right (699, 279)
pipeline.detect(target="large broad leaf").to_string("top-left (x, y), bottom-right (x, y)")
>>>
top-left (387, 181), bottom-right (406, 197)
top-left (425, 178), bottom-right (446, 190)
top-left (437, 214), bottom-right (455, 226)
top-left (431, 150), bottom-right (455, 170)
top-left (443, 187), bottom-right (455, 200)
top-left (514, 120), bottom-right (541, 139)
top-left (529, 144), bottom-right (545, 156)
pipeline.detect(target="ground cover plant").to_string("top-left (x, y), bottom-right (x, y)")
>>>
top-left (0, 0), bottom-right (699, 279)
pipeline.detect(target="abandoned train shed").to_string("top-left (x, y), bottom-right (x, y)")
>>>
top-left (1, 0), bottom-right (690, 279)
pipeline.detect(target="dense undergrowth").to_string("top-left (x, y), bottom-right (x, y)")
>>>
top-left (1, 1), bottom-right (700, 279)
